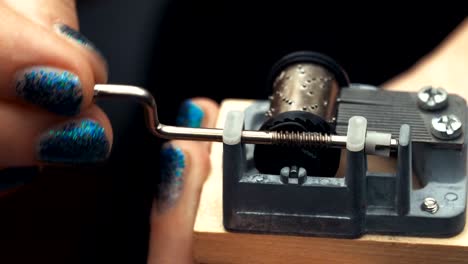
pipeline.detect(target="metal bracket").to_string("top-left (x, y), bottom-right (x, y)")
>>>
top-left (222, 98), bottom-right (467, 238)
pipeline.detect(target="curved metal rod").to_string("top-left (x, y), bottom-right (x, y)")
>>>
top-left (93, 84), bottom-right (397, 151)
top-left (93, 84), bottom-right (274, 144)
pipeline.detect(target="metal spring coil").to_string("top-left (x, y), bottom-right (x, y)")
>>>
top-left (272, 131), bottom-right (332, 148)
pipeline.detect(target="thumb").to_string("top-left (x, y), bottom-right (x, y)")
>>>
top-left (148, 141), bottom-right (211, 264)
top-left (147, 98), bottom-right (219, 264)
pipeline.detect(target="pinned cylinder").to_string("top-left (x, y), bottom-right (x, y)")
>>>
top-left (254, 51), bottom-right (350, 177)
top-left (267, 63), bottom-right (340, 122)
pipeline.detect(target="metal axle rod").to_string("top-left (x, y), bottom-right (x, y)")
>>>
top-left (93, 84), bottom-right (398, 150)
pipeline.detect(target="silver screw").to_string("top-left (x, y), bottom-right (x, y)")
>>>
top-left (431, 114), bottom-right (463, 140)
top-left (417, 86), bottom-right (448, 111)
top-left (421, 197), bottom-right (439, 214)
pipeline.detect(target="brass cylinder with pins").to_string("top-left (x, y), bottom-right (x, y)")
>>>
top-left (267, 63), bottom-right (340, 123)
top-left (254, 51), bottom-right (350, 177)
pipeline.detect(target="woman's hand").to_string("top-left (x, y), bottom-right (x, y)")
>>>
top-left (0, 0), bottom-right (112, 167)
top-left (0, 1), bottom-right (219, 263)
top-left (147, 98), bottom-right (220, 264)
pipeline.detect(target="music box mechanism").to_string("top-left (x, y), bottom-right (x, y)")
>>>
top-left (94, 51), bottom-right (467, 238)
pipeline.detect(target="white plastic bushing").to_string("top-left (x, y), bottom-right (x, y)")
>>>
top-left (223, 111), bottom-right (245, 145)
top-left (346, 116), bottom-right (367, 152)
top-left (365, 131), bottom-right (392, 156)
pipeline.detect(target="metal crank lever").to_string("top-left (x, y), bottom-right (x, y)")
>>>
top-left (93, 84), bottom-right (398, 155)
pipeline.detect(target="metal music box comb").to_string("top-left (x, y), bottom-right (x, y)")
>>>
top-left (94, 51), bottom-right (467, 238)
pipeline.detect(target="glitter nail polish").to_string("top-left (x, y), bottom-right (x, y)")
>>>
top-left (176, 100), bottom-right (204, 128)
top-left (156, 143), bottom-right (186, 212)
top-left (38, 119), bottom-right (110, 164)
top-left (54, 23), bottom-right (103, 56)
top-left (15, 67), bottom-right (83, 116)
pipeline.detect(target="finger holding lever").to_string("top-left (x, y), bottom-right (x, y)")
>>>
top-left (0, 1), bottom-right (112, 167)
top-left (3, 0), bottom-right (108, 85)
top-left (0, 103), bottom-right (113, 167)
top-left (148, 98), bottom-right (219, 264)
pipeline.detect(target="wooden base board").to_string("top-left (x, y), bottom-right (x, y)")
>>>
top-left (193, 99), bottom-right (468, 264)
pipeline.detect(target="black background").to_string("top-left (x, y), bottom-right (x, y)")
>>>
top-left (0, 1), bottom-right (466, 263)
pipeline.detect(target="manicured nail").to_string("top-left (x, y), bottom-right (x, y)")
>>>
top-left (15, 67), bottom-right (83, 116)
top-left (176, 100), bottom-right (204, 128)
top-left (156, 143), bottom-right (186, 212)
top-left (54, 23), bottom-right (103, 56)
top-left (37, 119), bottom-right (110, 164)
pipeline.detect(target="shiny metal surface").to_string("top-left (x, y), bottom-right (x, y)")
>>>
top-left (94, 84), bottom-right (272, 144)
top-left (272, 132), bottom-right (346, 148)
top-left (267, 64), bottom-right (340, 122)
top-left (431, 114), bottom-right (463, 140)
top-left (93, 84), bottom-right (397, 151)
top-left (417, 86), bottom-right (448, 111)
top-left (421, 197), bottom-right (439, 214)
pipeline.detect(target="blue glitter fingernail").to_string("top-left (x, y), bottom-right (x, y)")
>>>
top-left (176, 100), bottom-right (204, 128)
top-left (156, 143), bottom-right (186, 212)
top-left (38, 119), bottom-right (110, 164)
top-left (54, 23), bottom-right (103, 56)
top-left (15, 67), bottom-right (83, 116)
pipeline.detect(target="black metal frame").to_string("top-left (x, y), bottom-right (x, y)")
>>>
top-left (223, 96), bottom-right (467, 238)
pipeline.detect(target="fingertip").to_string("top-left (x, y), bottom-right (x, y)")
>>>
top-left (156, 140), bottom-right (211, 212)
top-left (0, 0), bottom-right (108, 116)
top-left (35, 105), bottom-right (113, 165)
top-left (83, 105), bottom-right (114, 148)
top-left (4, 0), bottom-right (108, 84)
top-left (190, 97), bottom-right (220, 111)
top-left (0, 14), bottom-right (100, 117)
top-left (190, 97), bottom-right (220, 128)
top-left (13, 67), bottom-right (93, 117)
top-left (0, 8), bottom-right (107, 116)
top-left (148, 140), bottom-right (212, 262)
top-left (171, 141), bottom-right (211, 179)
top-left (53, 23), bottom-right (109, 84)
